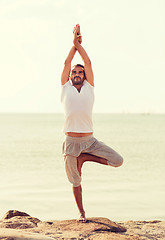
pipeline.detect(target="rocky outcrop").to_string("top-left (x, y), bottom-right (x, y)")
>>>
top-left (0, 210), bottom-right (40, 230)
top-left (3, 210), bottom-right (31, 220)
top-left (0, 210), bottom-right (164, 240)
top-left (0, 228), bottom-right (54, 240)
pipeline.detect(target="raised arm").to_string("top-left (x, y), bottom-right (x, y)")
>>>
top-left (73, 25), bottom-right (94, 86)
top-left (61, 46), bottom-right (77, 85)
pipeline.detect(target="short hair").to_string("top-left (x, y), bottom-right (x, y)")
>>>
top-left (71, 64), bottom-right (86, 79)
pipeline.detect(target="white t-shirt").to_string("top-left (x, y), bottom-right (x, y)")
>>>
top-left (61, 80), bottom-right (94, 133)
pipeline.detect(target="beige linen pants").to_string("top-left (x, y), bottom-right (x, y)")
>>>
top-left (62, 135), bottom-right (123, 187)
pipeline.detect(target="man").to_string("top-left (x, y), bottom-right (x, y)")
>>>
top-left (61, 24), bottom-right (123, 223)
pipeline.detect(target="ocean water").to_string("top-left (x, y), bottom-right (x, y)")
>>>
top-left (0, 113), bottom-right (164, 222)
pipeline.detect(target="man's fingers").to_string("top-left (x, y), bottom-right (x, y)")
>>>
top-left (73, 25), bottom-right (82, 44)
top-left (73, 24), bottom-right (80, 35)
top-left (73, 27), bottom-right (76, 34)
top-left (77, 24), bottom-right (80, 35)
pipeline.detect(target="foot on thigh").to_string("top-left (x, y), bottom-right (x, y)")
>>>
top-left (77, 153), bottom-right (108, 176)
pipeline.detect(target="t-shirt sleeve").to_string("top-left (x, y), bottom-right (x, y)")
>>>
top-left (61, 81), bottom-right (71, 102)
top-left (85, 80), bottom-right (94, 88)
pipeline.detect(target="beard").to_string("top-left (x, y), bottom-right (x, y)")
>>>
top-left (71, 76), bottom-right (84, 85)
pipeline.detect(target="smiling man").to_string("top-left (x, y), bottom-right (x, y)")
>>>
top-left (70, 64), bottom-right (85, 88)
top-left (61, 24), bottom-right (123, 223)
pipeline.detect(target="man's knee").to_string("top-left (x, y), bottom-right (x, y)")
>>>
top-left (64, 154), bottom-right (82, 187)
top-left (107, 154), bottom-right (123, 167)
top-left (115, 155), bottom-right (123, 167)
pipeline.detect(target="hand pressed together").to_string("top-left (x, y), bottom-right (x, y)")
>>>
top-left (73, 24), bottom-right (82, 46)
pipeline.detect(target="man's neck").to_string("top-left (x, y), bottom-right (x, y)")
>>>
top-left (73, 83), bottom-right (83, 92)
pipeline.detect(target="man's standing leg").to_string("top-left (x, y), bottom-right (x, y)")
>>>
top-left (73, 153), bottom-right (109, 223)
top-left (64, 154), bottom-right (86, 222)
top-left (72, 185), bottom-right (86, 222)
top-left (75, 151), bottom-right (123, 222)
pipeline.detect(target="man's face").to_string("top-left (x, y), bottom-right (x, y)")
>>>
top-left (70, 66), bottom-right (85, 85)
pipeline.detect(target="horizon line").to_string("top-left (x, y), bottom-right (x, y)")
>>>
top-left (0, 112), bottom-right (164, 115)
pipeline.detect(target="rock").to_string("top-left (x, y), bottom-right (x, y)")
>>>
top-left (0, 211), bottom-right (40, 230)
top-left (39, 217), bottom-right (126, 232)
top-left (2, 211), bottom-right (30, 220)
top-left (119, 220), bottom-right (165, 240)
top-left (36, 217), bottom-right (126, 239)
top-left (0, 228), bottom-right (54, 240)
top-left (87, 232), bottom-right (144, 240)
top-left (0, 210), bottom-right (165, 239)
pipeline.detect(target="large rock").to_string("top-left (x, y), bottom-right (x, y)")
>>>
top-left (36, 217), bottom-right (126, 239)
top-left (120, 220), bottom-right (165, 240)
top-left (0, 210), bottom-right (40, 229)
top-left (0, 228), bottom-right (54, 240)
top-left (38, 217), bottom-right (126, 232)
top-left (2, 210), bottom-right (30, 220)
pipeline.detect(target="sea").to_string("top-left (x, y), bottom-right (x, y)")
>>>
top-left (0, 113), bottom-right (164, 222)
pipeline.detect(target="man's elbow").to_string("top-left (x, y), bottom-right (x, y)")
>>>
top-left (84, 59), bottom-right (91, 65)
top-left (64, 60), bottom-right (71, 66)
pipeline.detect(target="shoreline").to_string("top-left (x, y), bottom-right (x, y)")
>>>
top-left (0, 210), bottom-right (164, 240)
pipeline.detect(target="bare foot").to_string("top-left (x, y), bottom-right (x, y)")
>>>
top-left (77, 211), bottom-right (87, 223)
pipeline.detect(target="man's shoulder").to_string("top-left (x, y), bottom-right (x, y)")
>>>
top-left (84, 80), bottom-right (94, 88)
top-left (61, 80), bottom-right (72, 88)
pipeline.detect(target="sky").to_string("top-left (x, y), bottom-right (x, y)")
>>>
top-left (0, 0), bottom-right (164, 113)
